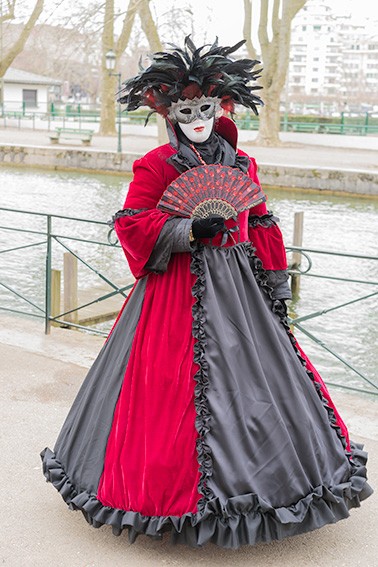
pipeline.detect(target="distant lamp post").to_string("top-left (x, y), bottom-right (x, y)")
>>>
top-left (105, 49), bottom-right (122, 153)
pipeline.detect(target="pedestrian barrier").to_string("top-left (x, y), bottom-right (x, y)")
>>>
top-left (1, 106), bottom-right (378, 136)
top-left (0, 206), bottom-right (377, 396)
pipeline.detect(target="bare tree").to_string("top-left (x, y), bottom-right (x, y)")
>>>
top-left (243, 0), bottom-right (307, 145)
top-left (137, 0), bottom-right (168, 144)
top-left (100, 0), bottom-right (167, 143)
top-left (0, 0), bottom-right (44, 77)
top-left (100, 0), bottom-right (138, 135)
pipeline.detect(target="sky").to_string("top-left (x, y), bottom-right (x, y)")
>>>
top-left (184, 0), bottom-right (378, 46)
top-left (10, 0), bottom-right (378, 46)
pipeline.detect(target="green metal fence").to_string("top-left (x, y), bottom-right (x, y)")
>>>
top-left (286, 245), bottom-right (378, 395)
top-left (1, 103), bottom-right (378, 136)
top-left (0, 206), bottom-right (132, 335)
top-left (0, 206), bottom-right (377, 396)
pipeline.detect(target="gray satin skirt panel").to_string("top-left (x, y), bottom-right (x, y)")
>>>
top-left (49, 279), bottom-right (146, 494)
top-left (200, 245), bottom-right (352, 509)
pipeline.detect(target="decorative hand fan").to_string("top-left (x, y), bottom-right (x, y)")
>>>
top-left (157, 164), bottom-right (265, 219)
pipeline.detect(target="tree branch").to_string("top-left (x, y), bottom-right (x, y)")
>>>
top-left (258, 0), bottom-right (270, 61)
top-left (284, 0), bottom-right (307, 21)
top-left (0, 0), bottom-right (44, 76)
top-left (272, 0), bottom-right (280, 36)
top-left (0, 0), bottom-right (16, 22)
top-left (138, 0), bottom-right (162, 52)
top-left (115, 0), bottom-right (139, 58)
top-left (243, 0), bottom-right (257, 59)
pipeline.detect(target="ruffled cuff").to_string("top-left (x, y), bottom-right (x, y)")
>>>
top-left (265, 269), bottom-right (292, 300)
top-left (108, 208), bottom-right (147, 228)
top-left (248, 211), bottom-right (280, 228)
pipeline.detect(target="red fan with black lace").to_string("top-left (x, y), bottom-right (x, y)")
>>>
top-left (157, 164), bottom-right (265, 219)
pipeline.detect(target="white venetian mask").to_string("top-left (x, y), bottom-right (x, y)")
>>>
top-left (178, 117), bottom-right (215, 143)
top-left (168, 95), bottom-right (222, 143)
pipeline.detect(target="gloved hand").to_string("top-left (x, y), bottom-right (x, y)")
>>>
top-left (191, 215), bottom-right (225, 239)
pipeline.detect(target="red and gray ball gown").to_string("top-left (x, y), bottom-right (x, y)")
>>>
top-left (41, 117), bottom-right (372, 548)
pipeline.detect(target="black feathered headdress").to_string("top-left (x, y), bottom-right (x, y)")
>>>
top-left (118, 36), bottom-right (263, 122)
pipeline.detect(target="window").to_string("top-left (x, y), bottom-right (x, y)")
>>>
top-left (23, 89), bottom-right (37, 107)
top-left (314, 25), bottom-right (321, 31)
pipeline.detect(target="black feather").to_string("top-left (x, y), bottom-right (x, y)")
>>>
top-left (118, 36), bottom-right (264, 121)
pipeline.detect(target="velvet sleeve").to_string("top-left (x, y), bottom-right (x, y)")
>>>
top-left (114, 154), bottom-right (192, 279)
top-left (246, 156), bottom-right (292, 300)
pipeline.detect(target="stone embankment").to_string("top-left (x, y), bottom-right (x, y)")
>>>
top-left (0, 125), bottom-right (378, 195)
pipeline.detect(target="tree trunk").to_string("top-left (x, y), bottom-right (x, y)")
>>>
top-left (100, 0), bottom-right (116, 135)
top-left (256, 91), bottom-right (281, 145)
top-left (98, 0), bottom-right (169, 143)
top-left (100, 0), bottom-right (139, 136)
top-left (243, 0), bottom-right (307, 146)
top-left (0, 0), bottom-right (44, 77)
top-left (138, 0), bottom-right (168, 145)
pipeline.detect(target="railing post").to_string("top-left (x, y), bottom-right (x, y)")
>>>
top-left (45, 215), bottom-right (52, 334)
top-left (291, 211), bottom-right (304, 296)
top-left (51, 269), bottom-right (61, 326)
top-left (364, 112), bottom-right (369, 136)
top-left (63, 252), bottom-right (78, 324)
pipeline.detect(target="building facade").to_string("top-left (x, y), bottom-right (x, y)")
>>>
top-left (287, 0), bottom-right (378, 115)
top-left (1, 68), bottom-right (61, 113)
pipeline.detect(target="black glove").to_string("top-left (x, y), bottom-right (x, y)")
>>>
top-left (191, 215), bottom-right (225, 239)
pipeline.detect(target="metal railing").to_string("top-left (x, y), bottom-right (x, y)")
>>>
top-left (0, 206), bottom-right (132, 336)
top-left (0, 207), bottom-right (377, 396)
top-left (286, 246), bottom-right (378, 396)
top-left (1, 104), bottom-right (378, 136)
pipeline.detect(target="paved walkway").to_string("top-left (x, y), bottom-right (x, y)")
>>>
top-left (0, 313), bottom-right (377, 567)
top-left (1, 124), bottom-right (378, 173)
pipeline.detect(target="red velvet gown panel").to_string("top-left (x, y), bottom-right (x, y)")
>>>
top-left (97, 252), bottom-right (201, 516)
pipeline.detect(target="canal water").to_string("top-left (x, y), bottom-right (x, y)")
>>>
top-left (0, 166), bottom-right (377, 393)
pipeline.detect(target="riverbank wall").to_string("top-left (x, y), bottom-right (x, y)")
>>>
top-left (1, 142), bottom-right (378, 196)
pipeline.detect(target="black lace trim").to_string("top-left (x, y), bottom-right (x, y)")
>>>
top-left (108, 208), bottom-right (147, 228)
top-left (190, 244), bottom-right (216, 511)
top-left (248, 211), bottom-right (279, 228)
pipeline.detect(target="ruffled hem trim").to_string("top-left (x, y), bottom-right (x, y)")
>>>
top-left (41, 446), bottom-right (372, 548)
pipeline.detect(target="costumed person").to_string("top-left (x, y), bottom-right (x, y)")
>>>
top-left (41, 37), bottom-right (372, 548)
